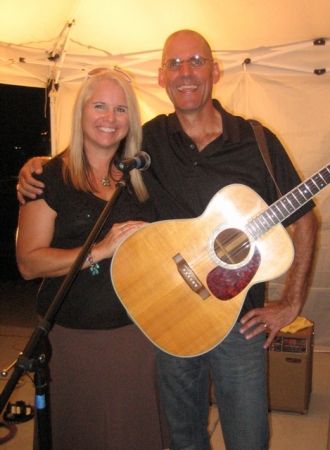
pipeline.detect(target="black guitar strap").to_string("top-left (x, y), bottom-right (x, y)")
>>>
top-left (249, 119), bottom-right (282, 199)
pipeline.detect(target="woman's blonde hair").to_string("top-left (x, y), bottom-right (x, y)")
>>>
top-left (62, 68), bottom-right (149, 202)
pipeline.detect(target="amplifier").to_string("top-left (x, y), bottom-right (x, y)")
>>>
top-left (268, 325), bottom-right (314, 414)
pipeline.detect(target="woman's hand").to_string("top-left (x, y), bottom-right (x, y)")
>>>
top-left (92, 221), bottom-right (148, 261)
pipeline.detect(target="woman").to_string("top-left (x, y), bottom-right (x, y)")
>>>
top-left (16, 69), bottom-right (166, 450)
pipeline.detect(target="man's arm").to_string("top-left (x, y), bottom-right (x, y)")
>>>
top-left (239, 209), bottom-right (318, 348)
top-left (17, 156), bottom-right (50, 204)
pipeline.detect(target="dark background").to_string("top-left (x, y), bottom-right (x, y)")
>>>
top-left (0, 84), bottom-right (50, 280)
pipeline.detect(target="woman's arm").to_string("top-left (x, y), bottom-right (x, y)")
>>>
top-left (16, 199), bottom-right (147, 280)
top-left (16, 199), bottom-right (84, 279)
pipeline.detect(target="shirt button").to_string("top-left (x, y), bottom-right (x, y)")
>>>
top-left (190, 144), bottom-right (195, 149)
top-left (193, 161), bottom-right (198, 166)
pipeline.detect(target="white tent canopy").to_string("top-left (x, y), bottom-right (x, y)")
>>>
top-left (1, 0), bottom-right (329, 349)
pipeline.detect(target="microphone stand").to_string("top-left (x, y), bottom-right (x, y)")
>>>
top-left (0, 179), bottom-right (128, 449)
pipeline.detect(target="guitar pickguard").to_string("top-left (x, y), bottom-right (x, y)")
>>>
top-left (206, 248), bottom-right (261, 300)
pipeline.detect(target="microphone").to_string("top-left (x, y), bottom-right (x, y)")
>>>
top-left (117, 151), bottom-right (151, 172)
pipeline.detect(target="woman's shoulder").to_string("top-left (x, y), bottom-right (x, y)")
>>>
top-left (43, 153), bottom-right (63, 172)
top-left (34, 153), bottom-right (64, 185)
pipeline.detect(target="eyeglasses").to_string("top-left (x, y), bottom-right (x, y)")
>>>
top-left (162, 55), bottom-right (213, 71)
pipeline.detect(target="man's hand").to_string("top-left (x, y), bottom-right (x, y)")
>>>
top-left (17, 156), bottom-right (50, 204)
top-left (239, 299), bottom-right (301, 349)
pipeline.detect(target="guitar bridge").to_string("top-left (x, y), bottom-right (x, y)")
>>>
top-left (173, 253), bottom-right (210, 300)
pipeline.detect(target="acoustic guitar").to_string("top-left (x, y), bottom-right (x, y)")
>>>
top-left (111, 164), bottom-right (329, 357)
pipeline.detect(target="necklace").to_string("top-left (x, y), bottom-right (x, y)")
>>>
top-left (101, 176), bottom-right (111, 187)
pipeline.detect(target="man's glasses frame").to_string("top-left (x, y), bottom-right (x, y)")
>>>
top-left (162, 55), bottom-right (213, 71)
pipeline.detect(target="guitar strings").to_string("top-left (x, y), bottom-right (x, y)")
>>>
top-left (185, 228), bottom-right (253, 268)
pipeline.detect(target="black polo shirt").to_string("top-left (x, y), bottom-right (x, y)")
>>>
top-left (141, 100), bottom-right (314, 315)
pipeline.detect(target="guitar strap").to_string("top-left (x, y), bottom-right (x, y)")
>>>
top-left (249, 119), bottom-right (282, 199)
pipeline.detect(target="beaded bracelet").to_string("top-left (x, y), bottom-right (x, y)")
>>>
top-left (86, 250), bottom-right (100, 276)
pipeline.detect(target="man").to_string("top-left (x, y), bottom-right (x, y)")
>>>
top-left (17, 30), bottom-right (317, 450)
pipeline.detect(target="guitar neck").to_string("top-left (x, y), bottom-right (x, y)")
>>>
top-left (248, 163), bottom-right (330, 238)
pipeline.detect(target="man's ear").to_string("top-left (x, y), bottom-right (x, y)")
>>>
top-left (212, 61), bottom-right (221, 84)
top-left (158, 67), bottom-right (165, 88)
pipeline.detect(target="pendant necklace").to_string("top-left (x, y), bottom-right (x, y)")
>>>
top-left (101, 176), bottom-right (111, 187)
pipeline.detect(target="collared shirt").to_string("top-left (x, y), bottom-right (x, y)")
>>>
top-left (143, 100), bottom-right (313, 222)
top-left (142, 100), bottom-right (314, 315)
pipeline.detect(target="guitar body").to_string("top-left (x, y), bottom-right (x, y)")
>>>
top-left (111, 184), bottom-right (294, 357)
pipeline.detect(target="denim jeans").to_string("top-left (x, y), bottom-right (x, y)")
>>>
top-left (156, 323), bottom-right (269, 450)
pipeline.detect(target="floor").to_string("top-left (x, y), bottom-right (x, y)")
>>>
top-left (0, 279), bottom-right (329, 449)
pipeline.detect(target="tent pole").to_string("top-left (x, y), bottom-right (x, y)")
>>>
top-left (49, 85), bottom-right (57, 156)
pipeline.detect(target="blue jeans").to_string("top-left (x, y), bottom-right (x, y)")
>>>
top-left (156, 324), bottom-right (269, 450)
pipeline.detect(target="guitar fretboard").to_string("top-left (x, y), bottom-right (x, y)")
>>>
top-left (247, 164), bottom-right (330, 239)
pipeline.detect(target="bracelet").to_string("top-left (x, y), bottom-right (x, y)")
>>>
top-left (86, 250), bottom-right (100, 276)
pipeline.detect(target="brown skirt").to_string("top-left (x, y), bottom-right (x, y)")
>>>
top-left (45, 323), bottom-right (168, 450)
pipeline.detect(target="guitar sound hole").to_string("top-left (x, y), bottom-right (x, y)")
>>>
top-left (214, 228), bottom-right (251, 265)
